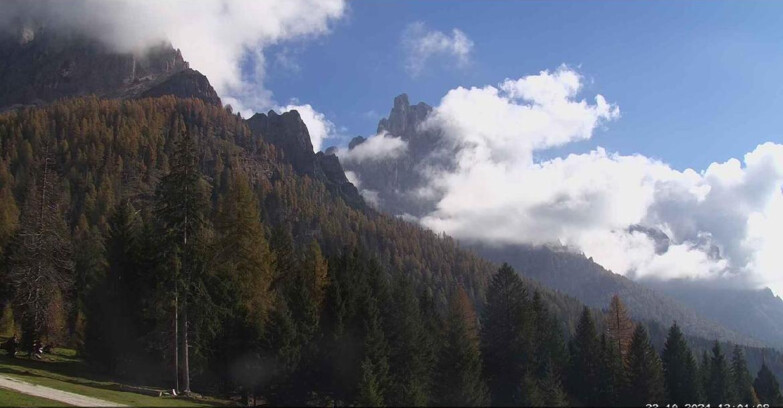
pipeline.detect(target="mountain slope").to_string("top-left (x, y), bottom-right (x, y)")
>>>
top-left (0, 26), bottom-right (218, 111)
top-left (338, 93), bottom-right (777, 348)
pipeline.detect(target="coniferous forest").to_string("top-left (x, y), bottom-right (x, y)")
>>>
top-left (0, 96), bottom-right (781, 406)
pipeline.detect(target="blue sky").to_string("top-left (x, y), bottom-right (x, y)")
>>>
top-left (261, 1), bottom-right (783, 172)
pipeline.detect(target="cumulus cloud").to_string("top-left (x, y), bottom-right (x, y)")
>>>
top-left (337, 132), bottom-right (409, 163)
top-left (406, 67), bottom-right (783, 295)
top-left (402, 22), bottom-right (474, 77)
top-left (1, 0), bottom-right (346, 114)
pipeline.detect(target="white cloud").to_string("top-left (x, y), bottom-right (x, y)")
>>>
top-left (277, 103), bottom-right (337, 152)
top-left (407, 67), bottom-right (783, 295)
top-left (402, 22), bottom-right (474, 77)
top-left (337, 132), bottom-right (408, 163)
top-left (345, 170), bottom-right (361, 188)
top-left (1, 0), bottom-right (347, 114)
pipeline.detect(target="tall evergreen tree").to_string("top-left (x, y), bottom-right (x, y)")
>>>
top-left (153, 119), bottom-right (210, 393)
top-left (706, 341), bottom-right (735, 404)
top-left (84, 201), bottom-right (143, 373)
top-left (433, 287), bottom-right (489, 407)
top-left (730, 346), bottom-right (760, 405)
top-left (597, 332), bottom-right (625, 407)
top-left (662, 322), bottom-right (700, 404)
top-left (359, 296), bottom-right (390, 406)
top-left (699, 350), bottom-right (711, 401)
top-left (481, 263), bottom-right (531, 406)
top-left (754, 363), bottom-right (783, 406)
top-left (358, 358), bottom-right (385, 407)
top-left (567, 307), bottom-right (601, 406)
top-left (387, 278), bottom-right (433, 407)
top-left (625, 325), bottom-right (666, 406)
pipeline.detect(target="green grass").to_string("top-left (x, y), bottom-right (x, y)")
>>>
top-left (0, 387), bottom-right (70, 407)
top-left (0, 348), bottom-right (231, 407)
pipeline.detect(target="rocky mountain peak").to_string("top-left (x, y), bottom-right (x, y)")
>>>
top-left (377, 93), bottom-right (432, 138)
top-left (247, 109), bottom-right (364, 209)
top-left (0, 26), bottom-right (223, 110)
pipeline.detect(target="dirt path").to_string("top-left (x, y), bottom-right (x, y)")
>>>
top-left (0, 375), bottom-right (127, 407)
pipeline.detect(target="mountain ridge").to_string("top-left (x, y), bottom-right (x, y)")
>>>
top-left (340, 93), bottom-right (783, 350)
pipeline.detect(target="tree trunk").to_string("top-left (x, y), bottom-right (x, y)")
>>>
top-left (181, 299), bottom-right (190, 394)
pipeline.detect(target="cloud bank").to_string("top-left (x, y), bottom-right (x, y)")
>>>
top-left (410, 67), bottom-right (783, 295)
top-left (337, 132), bottom-right (409, 163)
top-left (1, 0), bottom-right (346, 115)
top-left (402, 22), bottom-right (474, 77)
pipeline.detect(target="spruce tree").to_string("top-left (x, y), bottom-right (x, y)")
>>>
top-left (358, 358), bottom-right (385, 407)
top-left (481, 263), bottom-right (531, 406)
top-left (698, 350), bottom-right (712, 403)
top-left (567, 307), bottom-right (601, 405)
top-left (153, 119), bottom-right (209, 393)
top-left (598, 332), bottom-right (625, 407)
top-left (433, 287), bottom-right (489, 407)
top-left (731, 346), bottom-right (760, 405)
top-left (706, 341), bottom-right (735, 404)
top-left (387, 278), bottom-right (432, 407)
top-left (359, 295), bottom-right (390, 405)
top-left (662, 322), bottom-right (700, 404)
top-left (754, 363), bottom-right (783, 406)
top-left (85, 201), bottom-right (142, 372)
top-left (625, 325), bottom-right (666, 406)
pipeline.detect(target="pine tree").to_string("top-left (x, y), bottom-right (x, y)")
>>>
top-left (598, 332), bottom-right (625, 407)
top-left (662, 322), bottom-right (701, 404)
top-left (360, 296), bottom-right (390, 405)
top-left (358, 358), bottom-right (384, 407)
top-left (698, 350), bottom-right (711, 401)
top-left (84, 201), bottom-right (141, 372)
top-left (625, 325), bottom-right (666, 406)
top-left (387, 278), bottom-right (432, 407)
top-left (481, 263), bottom-right (531, 406)
top-left (540, 361), bottom-right (569, 407)
top-left (606, 294), bottom-right (635, 363)
top-left (567, 307), bottom-right (601, 405)
top-left (153, 119), bottom-right (210, 393)
top-left (754, 363), bottom-right (783, 406)
top-left (433, 287), bottom-right (489, 407)
top-left (706, 341), bottom-right (735, 404)
top-left (731, 346), bottom-right (760, 405)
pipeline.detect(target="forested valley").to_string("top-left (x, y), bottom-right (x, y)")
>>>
top-left (0, 97), bottom-right (781, 406)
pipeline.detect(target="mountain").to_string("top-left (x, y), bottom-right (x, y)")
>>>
top-left (0, 24), bottom-right (219, 110)
top-left (1, 32), bottom-right (783, 398)
top-left (644, 280), bottom-right (783, 349)
top-left (247, 110), bottom-right (364, 209)
top-left (338, 93), bottom-right (781, 349)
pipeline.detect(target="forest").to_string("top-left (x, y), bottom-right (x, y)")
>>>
top-left (0, 96), bottom-right (781, 406)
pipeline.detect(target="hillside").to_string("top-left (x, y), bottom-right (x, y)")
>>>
top-left (337, 93), bottom-right (774, 348)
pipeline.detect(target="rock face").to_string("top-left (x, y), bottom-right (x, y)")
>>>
top-left (338, 93), bottom-right (443, 216)
top-left (139, 68), bottom-right (221, 106)
top-left (0, 26), bottom-right (220, 110)
top-left (247, 110), bottom-right (364, 208)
